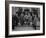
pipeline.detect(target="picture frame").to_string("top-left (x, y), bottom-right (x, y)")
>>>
top-left (5, 1), bottom-right (45, 37)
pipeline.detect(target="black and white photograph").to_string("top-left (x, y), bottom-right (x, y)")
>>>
top-left (5, 1), bottom-right (45, 37)
top-left (12, 7), bottom-right (40, 31)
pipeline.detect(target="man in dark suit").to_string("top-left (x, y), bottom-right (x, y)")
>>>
top-left (12, 15), bottom-right (19, 30)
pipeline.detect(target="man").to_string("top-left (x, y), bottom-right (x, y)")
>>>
top-left (23, 9), bottom-right (30, 26)
top-left (12, 14), bottom-right (19, 30)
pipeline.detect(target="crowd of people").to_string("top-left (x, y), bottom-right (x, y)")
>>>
top-left (12, 7), bottom-right (40, 30)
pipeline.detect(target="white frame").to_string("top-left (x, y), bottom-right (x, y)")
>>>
top-left (9, 4), bottom-right (43, 35)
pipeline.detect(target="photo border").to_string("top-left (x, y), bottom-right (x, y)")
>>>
top-left (5, 1), bottom-right (45, 37)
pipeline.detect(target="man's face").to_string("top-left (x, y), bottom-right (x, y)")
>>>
top-left (21, 13), bottom-right (24, 17)
top-left (25, 11), bottom-right (28, 15)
